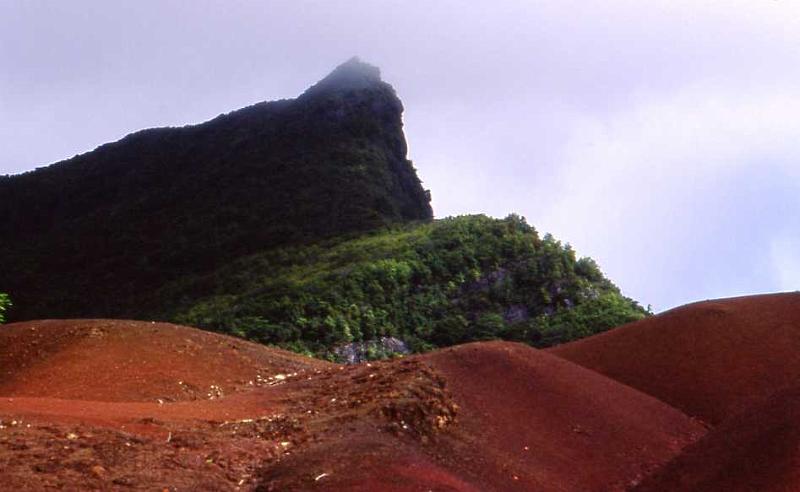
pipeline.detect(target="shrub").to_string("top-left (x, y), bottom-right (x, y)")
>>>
top-left (0, 293), bottom-right (11, 324)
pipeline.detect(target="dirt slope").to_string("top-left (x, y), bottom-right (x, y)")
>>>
top-left (419, 342), bottom-right (705, 492)
top-left (550, 292), bottom-right (800, 424)
top-left (0, 319), bottom-right (331, 402)
top-left (261, 342), bottom-right (705, 491)
top-left (0, 322), bottom-right (706, 491)
top-left (633, 387), bottom-right (800, 492)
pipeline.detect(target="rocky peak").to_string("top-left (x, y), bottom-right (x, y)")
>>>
top-left (301, 57), bottom-right (388, 98)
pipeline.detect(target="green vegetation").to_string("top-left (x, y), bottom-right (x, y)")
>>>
top-left (166, 214), bottom-right (648, 358)
top-left (0, 293), bottom-right (10, 324)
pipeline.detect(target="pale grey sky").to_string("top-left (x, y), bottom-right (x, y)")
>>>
top-left (2, 0), bottom-right (799, 311)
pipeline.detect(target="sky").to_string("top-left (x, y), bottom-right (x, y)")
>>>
top-left (2, 0), bottom-right (799, 311)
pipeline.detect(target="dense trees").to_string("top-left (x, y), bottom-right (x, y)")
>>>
top-left (168, 215), bottom-right (648, 359)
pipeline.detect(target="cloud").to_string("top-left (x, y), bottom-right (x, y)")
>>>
top-left (771, 235), bottom-right (800, 293)
top-left (534, 85), bottom-right (800, 309)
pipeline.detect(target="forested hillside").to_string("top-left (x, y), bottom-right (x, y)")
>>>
top-left (164, 214), bottom-right (647, 358)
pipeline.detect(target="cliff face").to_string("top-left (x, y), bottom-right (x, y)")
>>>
top-left (0, 58), bottom-right (432, 320)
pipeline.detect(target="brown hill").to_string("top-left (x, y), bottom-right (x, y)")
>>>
top-left (420, 342), bottom-right (704, 491)
top-left (258, 342), bottom-right (705, 491)
top-left (0, 322), bottom-right (705, 490)
top-left (0, 319), bottom-right (331, 402)
top-left (549, 292), bottom-right (800, 424)
top-left (633, 387), bottom-right (800, 492)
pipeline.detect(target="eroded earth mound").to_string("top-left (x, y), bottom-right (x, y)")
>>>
top-left (633, 387), bottom-right (800, 492)
top-left (6, 294), bottom-right (799, 491)
top-left (550, 292), bottom-right (800, 424)
top-left (0, 319), bottom-right (331, 402)
top-left (0, 321), bottom-right (706, 490)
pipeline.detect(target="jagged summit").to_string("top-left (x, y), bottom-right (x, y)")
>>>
top-left (302, 57), bottom-right (387, 97)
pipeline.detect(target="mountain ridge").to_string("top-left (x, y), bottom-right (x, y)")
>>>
top-left (0, 58), bottom-right (432, 320)
top-left (1, 57), bottom-right (391, 178)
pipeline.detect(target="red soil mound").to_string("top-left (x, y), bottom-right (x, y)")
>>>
top-left (256, 342), bottom-right (704, 491)
top-left (0, 353), bottom-right (464, 491)
top-left (0, 319), bottom-right (331, 402)
top-left (416, 342), bottom-right (705, 491)
top-left (633, 387), bottom-right (800, 492)
top-left (0, 322), bottom-right (706, 491)
top-left (550, 292), bottom-right (800, 424)
top-left (260, 342), bottom-right (706, 491)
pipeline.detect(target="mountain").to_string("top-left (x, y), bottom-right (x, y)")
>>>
top-left (0, 59), bottom-right (646, 359)
top-left (6, 59), bottom-right (800, 491)
top-left (0, 57), bottom-right (432, 320)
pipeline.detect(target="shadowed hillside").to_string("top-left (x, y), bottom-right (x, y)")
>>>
top-left (550, 292), bottom-right (800, 424)
top-left (634, 387), bottom-right (800, 492)
top-left (0, 57), bottom-right (432, 321)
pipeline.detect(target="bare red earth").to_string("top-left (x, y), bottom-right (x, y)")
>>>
top-left (550, 292), bottom-right (800, 425)
top-left (0, 320), bottom-right (707, 490)
top-left (270, 342), bottom-right (705, 492)
top-left (418, 342), bottom-right (705, 491)
top-left (0, 319), bottom-right (331, 402)
top-left (633, 387), bottom-right (800, 492)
